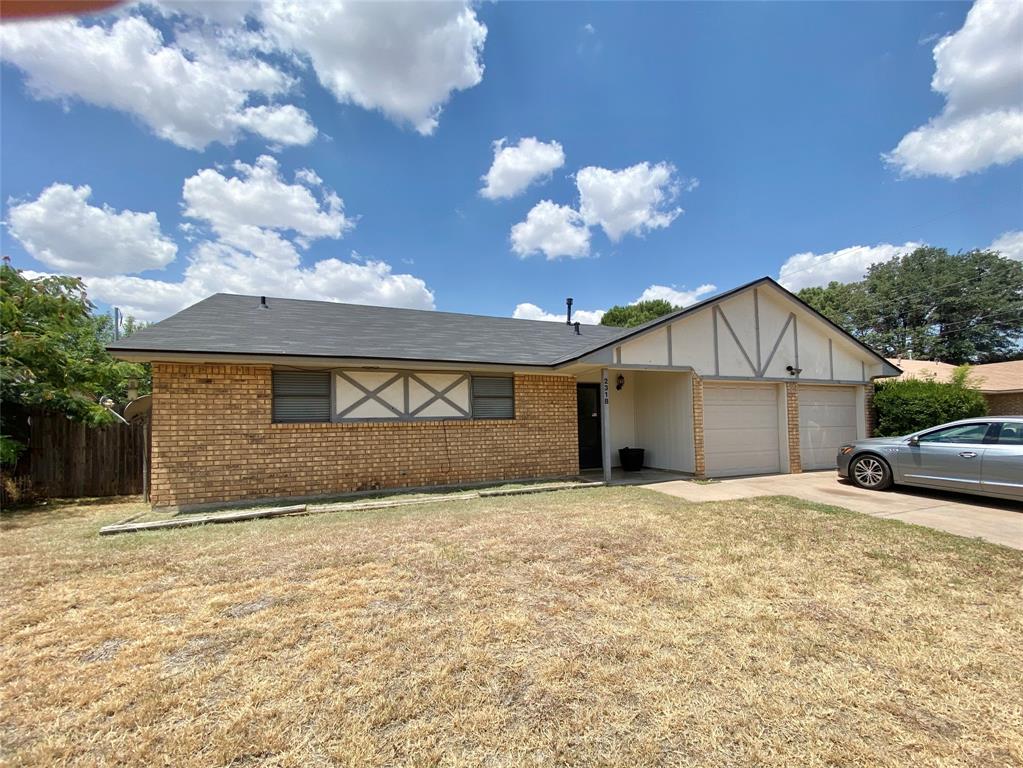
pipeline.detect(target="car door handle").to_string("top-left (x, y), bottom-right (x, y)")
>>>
top-left (959, 451), bottom-right (978, 458)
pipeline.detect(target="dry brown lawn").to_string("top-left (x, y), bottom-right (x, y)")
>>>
top-left (2, 487), bottom-right (1021, 767)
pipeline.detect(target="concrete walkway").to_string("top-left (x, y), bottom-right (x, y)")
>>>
top-left (643, 471), bottom-right (1023, 550)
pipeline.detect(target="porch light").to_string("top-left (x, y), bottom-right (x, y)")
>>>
top-left (616, 374), bottom-right (625, 391)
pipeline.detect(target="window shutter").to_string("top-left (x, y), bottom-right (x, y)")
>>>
top-left (272, 371), bottom-right (331, 423)
top-left (471, 376), bottom-right (514, 419)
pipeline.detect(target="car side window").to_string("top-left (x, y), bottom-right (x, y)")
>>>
top-left (917, 423), bottom-right (991, 444)
top-left (995, 423), bottom-right (1023, 445)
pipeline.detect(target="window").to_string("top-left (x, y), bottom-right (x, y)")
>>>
top-left (995, 423), bottom-right (1023, 445)
top-left (471, 376), bottom-right (514, 419)
top-left (272, 370), bottom-right (331, 423)
top-left (918, 423), bottom-right (991, 444)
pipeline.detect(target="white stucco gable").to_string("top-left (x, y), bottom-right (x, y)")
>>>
top-left (566, 278), bottom-right (899, 383)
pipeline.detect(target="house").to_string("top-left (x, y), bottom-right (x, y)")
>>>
top-left (108, 277), bottom-right (901, 511)
top-left (886, 358), bottom-right (1023, 416)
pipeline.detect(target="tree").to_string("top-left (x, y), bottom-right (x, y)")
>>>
top-left (600, 299), bottom-right (678, 328)
top-left (0, 263), bottom-right (150, 463)
top-left (797, 247), bottom-right (1023, 363)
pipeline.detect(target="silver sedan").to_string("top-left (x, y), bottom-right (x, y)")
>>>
top-left (836, 417), bottom-right (1023, 502)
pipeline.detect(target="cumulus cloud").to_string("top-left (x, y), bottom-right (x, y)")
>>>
top-left (513, 283), bottom-right (716, 324)
top-left (83, 247), bottom-right (435, 322)
top-left (512, 302), bottom-right (605, 325)
top-left (480, 137), bottom-right (565, 200)
top-left (1, 2), bottom-right (488, 148)
top-left (0, 15), bottom-right (315, 150)
top-left (510, 200), bottom-right (591, 260)
top-left (6, 184), bottom-right (177, 276)
top-left (989, 230), bottom-right (1023, 261)
top-left (634, 283), bottom-right (717, 307)
top-left (577, 162), bottom-right (682, 241)
top-left (778, 242), bottom-right (924, 291)
top-left (884, 0), bottom-right (1023, 177)
top-left (182, 155), bottom-right (352, 244)
top-left (16, 159), bottom-right (433, 321)
top-left (260, 0), bottom-right (486, 135)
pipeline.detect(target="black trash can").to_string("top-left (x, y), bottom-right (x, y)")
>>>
top-left (618, 447), bottom-right (645, 472)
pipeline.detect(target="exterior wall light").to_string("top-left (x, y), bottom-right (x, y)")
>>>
top-left (616, 374), bottom-right (625, 390)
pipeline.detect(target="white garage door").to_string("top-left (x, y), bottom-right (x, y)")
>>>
top-left (799, 385), bottom-right (858, 470)
top-left (703, 383), bottom-right (781, 477)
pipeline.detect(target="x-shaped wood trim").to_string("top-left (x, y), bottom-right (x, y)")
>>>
top-left (408, 373), bottom-right (470, 417)
top-left (336, 371), bottom-right (404, 418)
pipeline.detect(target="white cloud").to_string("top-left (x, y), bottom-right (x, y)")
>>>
top-left (6, 183), bottom-right (177, 276)
top-left (989, 230), bottom-right (1023, 261)
top-left (82, 246), bottom-right (435, 322)
top-left (0, 15), bottom-right (315, 150)
top-left (19, 158), bottom-right (433, 321)
top-left (634, 283), bottom-right (717, 307)
top-left (576, 162), bottom-right (682, 241)
top-left (778, 242), bottom-right (924, 290)
top-left (182, 155), bottom-right (352, 245)
top-left (884, 0), bottom-right (1023, 177)
top-left (260, 0), bottom-right (486, 135)
top-left (481, 137), bottom-right (565, 200)
top-left (512, 302), bottom-right (605, 325)
top-left (510, 200), bottom-right (591, 260)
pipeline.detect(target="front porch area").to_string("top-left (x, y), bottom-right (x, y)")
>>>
top-left (575, 367), bottom-right (697, 483)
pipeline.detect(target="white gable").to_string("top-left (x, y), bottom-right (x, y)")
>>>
top-left (611, 281), bottom-right (889, 383)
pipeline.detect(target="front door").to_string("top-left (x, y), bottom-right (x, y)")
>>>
top-left (577, 383), bottom-right (602, 469)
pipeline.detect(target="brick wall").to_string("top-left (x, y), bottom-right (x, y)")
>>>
top-left (150, 363), bottom-right (579, 510)
top-left (785, 382), bottom-right (802, 473)
top-left (864, 384), bottom-right (875, 437)
top-left (985, 392), bottom-right (1023, 416)
top-left (691, 376), bottom-right (705, 477)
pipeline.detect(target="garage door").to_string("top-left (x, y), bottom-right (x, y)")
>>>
top-left (799, 385), bottom-right (858, 470)
top-left (703, 383), bottom-right (781, 477)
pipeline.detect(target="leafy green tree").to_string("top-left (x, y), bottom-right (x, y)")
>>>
top-left (600, 299), bottom-right (678, 328)
top-left (798, 247), bottom-right (1023, 363)
top-left (0, 263), bottom-right (149, 463)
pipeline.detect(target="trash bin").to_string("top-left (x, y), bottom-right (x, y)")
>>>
top-left (618, 447), bottom-right (645, 472)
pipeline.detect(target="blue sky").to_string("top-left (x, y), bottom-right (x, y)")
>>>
top-left (1, 1), bottom-right (1021, 323)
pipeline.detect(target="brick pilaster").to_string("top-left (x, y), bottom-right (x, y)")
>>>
top-left (692, 375), bottom-right (706, 477)
top-left (864, 384), bottom-right (875, 437)
top-left (785, 382), bottom-right (802, 474)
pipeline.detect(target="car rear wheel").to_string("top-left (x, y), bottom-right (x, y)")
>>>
top-left (850, 454), bottom-right (893, 491)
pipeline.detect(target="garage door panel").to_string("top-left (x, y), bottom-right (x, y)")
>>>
top-left (799, 386), bottom-right (857, 470)
top-left (704, 383), bottom-right (781, 477)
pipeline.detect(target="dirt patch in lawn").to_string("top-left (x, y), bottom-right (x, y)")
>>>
top-left (1, 488), bottom-right (1021, 767)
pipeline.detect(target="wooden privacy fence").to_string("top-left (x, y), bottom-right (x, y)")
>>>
top-left (4, 410), bottom-right (149, 501)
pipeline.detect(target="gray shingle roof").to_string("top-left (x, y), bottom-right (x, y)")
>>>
top-left (107, 293), bottom-right (628, 366)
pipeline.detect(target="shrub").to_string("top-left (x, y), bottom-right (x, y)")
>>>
top-left (873, 366), bottom-right (988, 436)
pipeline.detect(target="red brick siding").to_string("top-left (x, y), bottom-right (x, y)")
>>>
top-left (785, 382), bottom-right (802, 474)
top-left (150, 364), bottom-right (579, 509)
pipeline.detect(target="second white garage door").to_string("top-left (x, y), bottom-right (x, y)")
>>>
top-left (703, 383), bottom-right (781, 477)
top-left (799, 385), bottom-right (858, 470)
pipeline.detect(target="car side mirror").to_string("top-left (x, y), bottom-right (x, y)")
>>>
top-left (908, 436), bottom-right (920, 446)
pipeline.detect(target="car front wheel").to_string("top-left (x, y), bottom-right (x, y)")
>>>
top-left (849, 454), bottom-right (893, 491)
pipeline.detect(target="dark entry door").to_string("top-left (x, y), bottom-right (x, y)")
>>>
top-left (577, 384), bottom-right (602, 469)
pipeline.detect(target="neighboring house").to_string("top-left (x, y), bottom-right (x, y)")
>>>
top-left (108, 277), bottom-right (901, 510)
top-left (885, 358), bottom-right (1023, 416)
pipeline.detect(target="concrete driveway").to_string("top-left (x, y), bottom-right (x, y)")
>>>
top-left (645, 471), bottom-right (1023, 550)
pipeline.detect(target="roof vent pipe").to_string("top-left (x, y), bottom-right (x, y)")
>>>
top-left (566, 297), bottom-right (573, 325)
top-left (259, 296), bottom-right (268, 309)
top-left (574, 321), bottom-right (580, 335)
